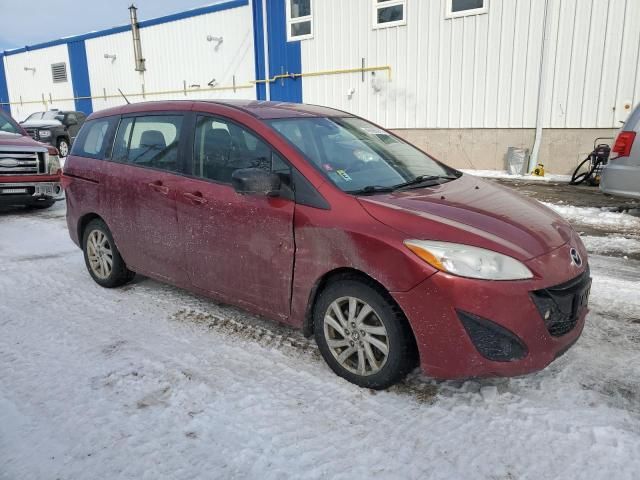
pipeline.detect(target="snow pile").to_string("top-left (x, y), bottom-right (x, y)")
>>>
top-left (461, 169), bottom-right (572, 182)
top-left (541, 202), bottom-right (640, 230)
top-left (582, 235), bottom-right (640, 257)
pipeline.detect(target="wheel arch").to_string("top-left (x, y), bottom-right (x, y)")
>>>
top-left (77, 212), bottom-right (104, 244)
top-left (303, 268), bottom-right (417, 348)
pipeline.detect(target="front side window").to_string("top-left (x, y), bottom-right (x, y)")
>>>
top-left (71, 117), bottom-right (119, 159)
top-left (269, 117), bottom-right (459, 194)
top-left (373, 0), bottom-right (406, 28)
top-left (286, 0), bottom-right (313, 41)
top-left (0, 111), bottom-right (21, 135)
top-left (445, 0), bottom-right (488, 18)
top-left (193, 115), bottom-right (289, 184)
top-left (112, 115), bottom-right (183, 172)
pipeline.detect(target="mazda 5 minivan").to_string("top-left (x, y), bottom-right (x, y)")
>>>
top-left (63, 100), bottom-right (591, 389)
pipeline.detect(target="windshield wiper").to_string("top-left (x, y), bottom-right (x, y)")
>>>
top-left (392, 175), bottom-right (458, 191)
top-left (346, 185), bottom-right (395, 195)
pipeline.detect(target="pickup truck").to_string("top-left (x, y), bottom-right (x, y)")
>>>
top-left (0, 109), bottom-right (63, 209)
top-left (20, 109), bottom-right (86, 158)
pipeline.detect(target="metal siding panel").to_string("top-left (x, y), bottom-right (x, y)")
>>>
top-left (597, 0), bottom-right (626, 127)
top-left (460, 17), bottom-right (476, 129)
top-left (497, 0), bottom-right (516, 128)
top-left (85, 6), bottom-right (256, 110)
top-left (509, 0), bottom-right (531, 128)
top-left (448, 18), bottom-right (464, 128)
top-left (3, 45), bottom-right (76, 120)
top-left (613, 0), bottom-right (640, 124)
top-left (541, 0), bottom-right (561, 127)
top-left (565, 0), bottom-right (592, 127)
top-left (581, 0), bottom-right (609, 127)
top-left (483, 0), bottom-right (503, 128)
top-left (471, 13), bottom-right (489, 127)
top-left (522, 0), bottom-right (544, 128)
top-left (550, 0), bottom-right (577, 128)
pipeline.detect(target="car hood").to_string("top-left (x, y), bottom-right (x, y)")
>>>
top-left (0, 131), bottom-right (48, 149)
top-left (358, 174), bottom-right (573, 261)
top-left (20, 120), bottom-right (62, 128)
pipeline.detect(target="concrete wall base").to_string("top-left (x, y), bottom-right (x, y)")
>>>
top-left (392, 128), bottom-right (618, 175)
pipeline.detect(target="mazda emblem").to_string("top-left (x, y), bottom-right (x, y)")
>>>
top-left (570, 248), bottom-right (582, 267)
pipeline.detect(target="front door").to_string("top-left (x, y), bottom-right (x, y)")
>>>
top-left (175, 115), bottom-right (295, 320)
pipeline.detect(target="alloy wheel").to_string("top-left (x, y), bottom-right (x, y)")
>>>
top-left (86, 229), bottom-right (113, 280)
top-left (323, 296), bottom-right (390, 376)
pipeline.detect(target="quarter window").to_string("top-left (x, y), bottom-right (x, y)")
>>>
top-left (373, 0), bottom-right (406, 28)
top-left (70, 117), bottom-right (118, 159)
top-left (111, 115), bottom-right (183, 172)
top-left (445, 0), bottom-right (488, 19)
top-left (193, 115), bottom-right (289, 184)
top-left (286, 0), bottom-right (313, 41)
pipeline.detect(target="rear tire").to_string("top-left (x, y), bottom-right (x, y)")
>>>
top-left (313, 278), bottom-right (416, 389)
top-left (82, 219), bottom-right (135, 288)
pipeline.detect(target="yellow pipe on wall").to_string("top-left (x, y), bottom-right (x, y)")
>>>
top-left (0, 65), bottom-right (393, 107)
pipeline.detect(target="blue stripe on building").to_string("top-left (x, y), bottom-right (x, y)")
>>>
top-left (0, 54), bottom-right (10, 114)
top-left (67, 40), bottom-right (93, 114)
top-left (251, 0), bottom-right (267, 100)
top-left (265, 0), bottom-right (302, 103)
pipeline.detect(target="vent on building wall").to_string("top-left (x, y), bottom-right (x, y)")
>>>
top-left (51, 63), bottom-right (68, 83)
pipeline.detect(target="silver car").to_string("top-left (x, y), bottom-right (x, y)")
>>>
top-left (600, 103), bottom-right (640, 199)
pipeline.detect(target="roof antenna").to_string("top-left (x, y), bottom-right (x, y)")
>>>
top-left (118, 88), bottom-right (131, 104)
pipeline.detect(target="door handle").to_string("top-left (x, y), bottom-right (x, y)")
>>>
top-left (148, 181), bottom-right (170, 195)
top-left (183, 191), bottom-right (208, 205)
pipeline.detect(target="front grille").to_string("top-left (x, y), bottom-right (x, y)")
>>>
top-left (24, 128), bottom-right (39, 140)
top-left (0, 151), bottom-right (43, 175)
top-left (530, 268), bottom-right (591, 337)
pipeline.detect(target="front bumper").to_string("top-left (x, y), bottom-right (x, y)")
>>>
top-left (392, 240), bottom-right (590, 379)
top-left (0, 181), bottom-right (64, 206)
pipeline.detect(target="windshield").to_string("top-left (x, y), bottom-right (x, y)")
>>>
top-left (25, 111), bottom-right (63, 122)
top-left (0, 111), bottom-right (21, 134)
top-left (269, 117), bottom-right (459, 193)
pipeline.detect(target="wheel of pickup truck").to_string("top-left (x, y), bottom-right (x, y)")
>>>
top-left (57, 138), bottom-right (69, 158)
top-left (82, 219), bottom-right (135, 288)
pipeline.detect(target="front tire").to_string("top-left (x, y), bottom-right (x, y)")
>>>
top-left (82, 219), bottom-right (134, 288)
top-left (314, 278), bottom-right (416, 389)
top-left (57, 138), bottom-right (70, 158)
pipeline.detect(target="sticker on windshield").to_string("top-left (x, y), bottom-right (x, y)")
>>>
top-left (336, 169), bottom-right (352, 181)
top-left (360, 127), bottom-right (387, 135)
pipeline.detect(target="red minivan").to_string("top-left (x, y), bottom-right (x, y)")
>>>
top-left (63, 100), bottom-right (590, 389)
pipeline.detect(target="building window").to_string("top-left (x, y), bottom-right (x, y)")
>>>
top-left (51, 63), bottom-right (68, 83)
top-left (445, 0), bottom-right (489, 19)
top-left (373, 0), bottom-right (406, 28)
top-left (286, 0), bottom-right (313, 41)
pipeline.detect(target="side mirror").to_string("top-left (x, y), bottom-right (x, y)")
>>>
top-left (231, 168), bottom-right (281, 196)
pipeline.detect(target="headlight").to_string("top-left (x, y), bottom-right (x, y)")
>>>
top-left (38, 129), bottom-right (51, 138)
top-left (404, 240), bottom-right (533, 281)
top-left (46, 153), bottom-right (61, 174)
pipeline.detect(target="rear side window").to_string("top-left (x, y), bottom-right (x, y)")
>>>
top-left (71, 117), bottom-right (119, 159)
top-left (112, 115), bottom-right (183, 172)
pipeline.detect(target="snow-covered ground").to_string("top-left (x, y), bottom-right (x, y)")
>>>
top-left (2, 202), bottom-right (640, 480)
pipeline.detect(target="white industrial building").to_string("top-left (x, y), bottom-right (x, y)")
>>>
top-left (1, 0), bottom-right (639, 173)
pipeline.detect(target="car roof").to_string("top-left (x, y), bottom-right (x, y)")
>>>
top-left (89, 100), bottom-right (350, 120)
